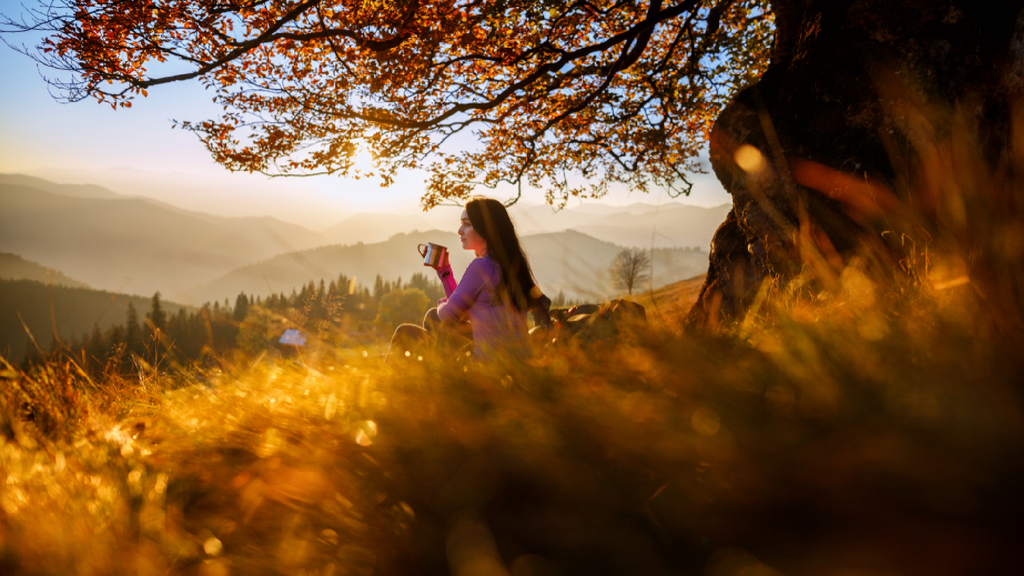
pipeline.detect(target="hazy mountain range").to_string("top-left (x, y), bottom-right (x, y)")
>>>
top-left (321, 202), bottom-right (730, 249)
top-left (1, 251), bottom-right (89, 289)
top-left (184, 229), bottom-right (709, 305)
top-left (1, 173), bottom-right (726, 305)
top-left (1, 174), bottom-right (330, 297)
top-left (23, 165), bottom-right (733, 232)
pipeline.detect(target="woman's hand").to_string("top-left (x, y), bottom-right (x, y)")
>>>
top-left (436, 249), bottom-right (450, 269)
top-left (424, 250), bottom-right (449, 270)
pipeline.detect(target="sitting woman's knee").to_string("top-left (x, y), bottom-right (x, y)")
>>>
top-left (386, 323), bottom-right (431, 363)
top-left (423, 307), bottom-right (441, 329)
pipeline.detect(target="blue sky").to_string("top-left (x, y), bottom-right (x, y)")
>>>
top-left (0, 29), bottom-right (731, 229)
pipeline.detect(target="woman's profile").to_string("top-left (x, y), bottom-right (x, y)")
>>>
top-left (386, 196), bottom-right (550, 362)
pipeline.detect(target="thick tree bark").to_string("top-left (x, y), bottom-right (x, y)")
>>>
top-left (687, 0), bottom-right (1024, 328)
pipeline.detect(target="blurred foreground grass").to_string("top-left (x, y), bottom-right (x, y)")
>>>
top-left (3, 106), bottom-right (1024, 575)
top-left (2, 259), bottom-right (1022, 575)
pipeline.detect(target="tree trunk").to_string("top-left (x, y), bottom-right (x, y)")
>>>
top-left (687, 0), bottom-right (1024, 328)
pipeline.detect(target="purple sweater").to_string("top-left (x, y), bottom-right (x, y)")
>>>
top-left (437, 255), bottom-right (528, 356)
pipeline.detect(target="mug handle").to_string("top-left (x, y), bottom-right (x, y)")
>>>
top-left (417, 243), bottom-right (428, 257)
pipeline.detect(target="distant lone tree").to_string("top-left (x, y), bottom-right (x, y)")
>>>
top-left (611, 248), bottom-right (651, 296)
top-left (5, 1), bottom-right (1022, 325)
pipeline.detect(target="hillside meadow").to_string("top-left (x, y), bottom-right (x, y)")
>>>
top-left (2, 246), bottom-right (1022, 576)
top-left (3, 116), bottom-right (1024, 576)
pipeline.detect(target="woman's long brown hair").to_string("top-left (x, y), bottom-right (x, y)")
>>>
top-left (465, 196), bottom-right (540, 313)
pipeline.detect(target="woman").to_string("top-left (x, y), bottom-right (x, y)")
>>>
top-left (386, 196), bottom-right (550, 362)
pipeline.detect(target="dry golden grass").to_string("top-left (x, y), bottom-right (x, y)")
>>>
top-left (2, 103), bottom-right (1024, 575)
top-left (628, 272), bottom-right (706, 327)
top-left (3, 259), bottom-right (1022, 575)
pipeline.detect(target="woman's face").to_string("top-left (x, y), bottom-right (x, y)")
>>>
top-left (459, 210), bottom-right (487, 255)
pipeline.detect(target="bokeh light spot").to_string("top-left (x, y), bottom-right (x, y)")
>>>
top-left (735, 144), bottom-right (766, 173)
top-left (203, 536), bottom-right (223, 556)
top-left (256, 428), bottom-right (282, 458)
top-left (354, 420), bottom-right (377, 446)
top-left (692, 405), bottom-right (722, 436)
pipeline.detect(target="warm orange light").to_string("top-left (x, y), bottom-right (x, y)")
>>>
top-left (734, 144), bottom-right (766, 173)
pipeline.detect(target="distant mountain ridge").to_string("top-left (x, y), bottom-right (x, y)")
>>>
top-left (521, 229), bottom-right (709, 299)
top-left (505, 201), bottom-right (730, 250)
top-left (572, 203), bottom-right (731, 249)
top-left (0, 252), bottom-right (89, 288)
top-left (1, 173), bottom-right (724, 303)
top-left (323, 212), bottom-right (448, 245)
top-left (183, 230), bottom-right (472, 305)
top-left (0, 175), bottom-right (329, 297)
top-left (183, 229), bottom-right (709, 305)
top-left (1, 182), bottom-right (262, 297)
top-left (319, 200), bottom-right (731, 250)
top-left (0, 174), bottom-right (122, 199)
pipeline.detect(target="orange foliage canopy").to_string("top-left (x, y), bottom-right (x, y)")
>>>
top-left (7, 0), bottom-right (772, 207)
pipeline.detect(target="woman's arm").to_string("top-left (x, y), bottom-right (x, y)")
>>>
top-left (435, 262), bottom-right (458, 297)
top-left (437, 259), bottom-right (491, 323)
top-left (529, 291), bottom-right (553, 326)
